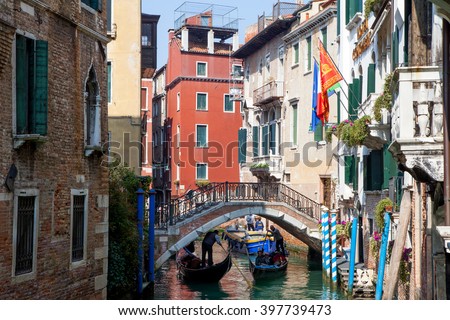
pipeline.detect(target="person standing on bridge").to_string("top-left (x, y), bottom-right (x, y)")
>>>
top-left (269, 225), bottom-right (286, 256)
top-left (246, 214), bottom-right (255, 231)
top-left (202, 230), bottom-right (222, 267)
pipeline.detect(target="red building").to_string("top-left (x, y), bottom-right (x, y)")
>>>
top-left (164, 2), bottom-right (243, 197)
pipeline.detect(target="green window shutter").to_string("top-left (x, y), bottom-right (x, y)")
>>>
top-left (252, 126), bottom-right (259, 157)
top-left (238, 128), bottom-right (247, 163)
top-left (353, 156), bottom-right (359, 191)
top-left (367, 150), bottom-right (383, 190)
top-left (367, 63), bottom-right (376, 95)
top-left (337, 91), bottom-right (341, 123)
top-left (269, 123), bottom-right (276, 154)
top-left (197, 62), bottom-right (206, 76)
top-left (321, 28), bottom-right (327, 51)
top-left (392, 28), bottom-right (399, 68)
top-left (348, 82), bottom-right (356, 121)
top-left (224, 95), bottom-right (233, 112)
top-left (314, 120), bottom-right (323, 141)
top-left (337, 0), bottom-right (341, 35)
top-left (307, 37), bottom-right (312, 71)
top-left (16, 35), bottom-right (28, 134)
top-left (382, 144), bottom-right (397, 189)
top-left (344, 155), bottom-right (354, 185)
top-left (262, 125), bottom-right (269, 156)
top-left (345, 0), bottom-right (350, 24)
top-left (107, 62), bottom-right (112, 103)
top-left (196, 164), bottom-right (207, 179)
top-left (294, 43), bottom-right (299, 64)
top-left (196, 125), bottom-right (207, 147)
top-left (33, 40), bottom-right (48, 135)
top-left (292, 105), bottom-right (298, 145)
top-left (363, 155), bottom-right (368, 191)
top-left (197, 93), bottom-right (207, 110)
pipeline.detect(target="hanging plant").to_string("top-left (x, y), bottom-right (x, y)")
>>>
top-left (373, 72), bottom-right (394, 122)
top-left (364, 0), bottom-right (383, 18)
top-left (374, 197), bottom-right (393, 230)
top-left (195, 179), bottom-right (210, 188)
top-left (335, 116), bottom-right (371, 147)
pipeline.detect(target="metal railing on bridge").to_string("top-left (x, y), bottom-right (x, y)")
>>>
top-left (155, 182), bottom-right (321, 229)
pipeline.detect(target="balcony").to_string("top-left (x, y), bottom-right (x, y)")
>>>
top-left (251, 154), bottom-right (283, 181)
top-left (253, 80), bottom-right (284, 106)
top-left (389, 66), bottom-right (444, 183)
top-left (358, 92), bottom-right (390, 150)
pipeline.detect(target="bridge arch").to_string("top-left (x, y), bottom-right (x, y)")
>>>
top-left (155, 202), bottom-right (321, 269)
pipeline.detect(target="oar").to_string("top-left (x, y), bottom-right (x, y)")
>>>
top-left (219, 244), bottom-right (253, 289)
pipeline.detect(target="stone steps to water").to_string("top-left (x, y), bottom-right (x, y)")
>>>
top-left (336, 258), bottom-right (376, 299)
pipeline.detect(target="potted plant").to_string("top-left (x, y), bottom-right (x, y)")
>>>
top-left (374, 197), bottom-right (394, 230)
top-left (373, 72), bottom-right (394, 123)
top-left (195, 179), bottom-right (210, 188)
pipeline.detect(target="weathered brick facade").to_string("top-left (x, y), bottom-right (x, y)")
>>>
top-left (0, 0), bottom-right (108, 299)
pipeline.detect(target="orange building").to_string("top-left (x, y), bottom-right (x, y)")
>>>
top-left (164, 2), bottom-right (243, 197)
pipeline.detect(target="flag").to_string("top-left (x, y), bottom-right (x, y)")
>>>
top-left (317, 39), bottom-right (343, 123)
top-left (327, 82), bottom-right (341, 97)
top-left (311, 59), bottom-right (320, 132)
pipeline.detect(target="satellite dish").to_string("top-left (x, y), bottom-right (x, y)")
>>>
top-left (4, 164), bottom-right (17, 192)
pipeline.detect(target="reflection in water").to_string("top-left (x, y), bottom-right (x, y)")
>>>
top-left (153, 250), bottom-right (346, 300)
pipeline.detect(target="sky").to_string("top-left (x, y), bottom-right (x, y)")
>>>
top-left (141, 0), bottom-right (282, 69)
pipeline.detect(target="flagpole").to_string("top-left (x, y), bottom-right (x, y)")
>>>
top-left (317, 38), bottom-right (368, 119)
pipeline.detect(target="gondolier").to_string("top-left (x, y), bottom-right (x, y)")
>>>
top-left (202, 230), bottom-right (222, 267)
top-left (269, 225), bottom-right (286, 256)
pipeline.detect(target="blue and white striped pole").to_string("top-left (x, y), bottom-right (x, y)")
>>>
top-left (321, 206), bottom-right (330, 276)
top-left (375, 210), bottom-right (391, 300)
top-left (330, 209), bottom-right (338, 283)
top-left (348, 210), bottom-right (359, 295)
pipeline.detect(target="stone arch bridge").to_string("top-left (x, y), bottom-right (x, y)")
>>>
top-left (153, 182), bottom-right (323, 270)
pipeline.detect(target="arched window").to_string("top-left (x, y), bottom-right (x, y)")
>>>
top-left (85, 66), bottom-right (101, 155)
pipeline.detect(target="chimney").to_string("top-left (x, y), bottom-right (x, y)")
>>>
top-left (232, 32), bottom-right (239, 52)
top-left (181, 28), bottom-right (189, 51)
top-left (208, 30), bottom-right (214, 54)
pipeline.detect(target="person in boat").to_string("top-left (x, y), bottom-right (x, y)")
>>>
top-left (254, 217), bottom-right (264, 231)
top-left (268, 225), bottom-right (286, 256)
top-left (271, 251), bottom-right (287, 266)
top-left (245, 214), bottom-right (255, 231)
top-left (202, 230), bottom-right (222, 267)
top-left (255, 248), bottom-right (271, 266)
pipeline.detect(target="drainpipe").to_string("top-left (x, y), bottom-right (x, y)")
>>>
top-left (375, 209), bottom-right (392, 300)
top-left (443, 19), bottom-right (450, 226)
top-left (136, 188), bottom-right (144, 297)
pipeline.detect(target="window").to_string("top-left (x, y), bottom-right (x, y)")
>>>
top-left (314, 120), bottom-right (324, 142)
top-left (321, 27), bottom-right (327, 50)
top-left (293, 43), bottom-right (299, 65)
top-left (177, 92), bottom-right (180, 111)
top-left (252, 126), bottom-right (259, 157)
top-left (107, 0), bottom-right (113, 32)
top-left (291, 104), bottom-right (298, 145)
top-left (15, 34), bottom-right (48, 136)
top-left (201, 16), bottom-right (209, 26)
top-left (196, 93), bottom-right (207, 111)
top-left (13, 190), bottom-right (38, 276)
top-left (345, 0), bottom-right (362, 24)
top-left (232, 65), bottom-right (243, 78)
top-left (196, 124), bottom-right (208, 147)
top-left (142, 22), bottom-right (153, 47)
top-left (81, 0), bottom-right (102, 11)
top-left (71, 190), bottom-right (87, 263)
top-left (176, 125), bottom-right (180, 148)
top-left (224, 94), bottom-right (234, 112)
top-left (107, 61), bottom-right (112, 103)
top-left (196, 163), bottom-right (208, 179)
top-left (176, 163), bottom-right (180, 181)
top-left (238, 128), bottom-right (247, 163)
top-left (197, 62), bottom-right (207, 77)
top-left (84, 66), bottom-right (101, 149)
top-left (265, 53), bottom-right (271, 73)
top-left (305, 36), bottom-right (312, 72)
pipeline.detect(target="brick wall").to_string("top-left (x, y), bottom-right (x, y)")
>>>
top-left (0, 1), bottom-right (108, 299)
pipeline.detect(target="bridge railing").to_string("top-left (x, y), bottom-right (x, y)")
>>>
top-left (154, 182), bottom-right (321, 229)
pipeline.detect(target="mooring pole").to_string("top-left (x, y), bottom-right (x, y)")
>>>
top-left (321, 206), bottom-right (330, 276)
top-left (375, 210), bottom-right (391, 300)
top-left (348, 209), bottom-right (359, 295)
top-left (330, 209), bottom-right (338, 283)
top-left (148, 189), bottom-right (156, 284)
top-left (136, 188), bottom-right (144, 296)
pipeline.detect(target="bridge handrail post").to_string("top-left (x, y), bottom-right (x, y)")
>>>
top-left (225, 181), bottom-right (229, 202)
top-left (169, 203), bottom-right (174, 225)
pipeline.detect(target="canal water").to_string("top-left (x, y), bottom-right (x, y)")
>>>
top-left (152, 246), bottom-right (346, 300)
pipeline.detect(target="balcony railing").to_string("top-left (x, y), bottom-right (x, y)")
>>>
top-left (358, 92), bottom-right (390, 149)
top-left (253, 80), bottom-right (284, 106)
top-left (251, 155), bottom-right (283, 180)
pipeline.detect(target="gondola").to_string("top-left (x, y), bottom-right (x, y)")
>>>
top-left (223, 228), bottom-right (274, 254)
top-left (248, 251), bottom-right (288, 280)
top-left (176, 248), bottom-right (232, 282)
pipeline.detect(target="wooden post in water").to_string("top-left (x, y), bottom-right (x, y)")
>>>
top-left (348, 209), bottom-right (359, 295)
top-left (383, 190), bottom-right (411, 299)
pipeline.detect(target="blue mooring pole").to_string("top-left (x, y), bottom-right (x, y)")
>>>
top-left (347, 211), bottom-right (359, 295)
top-left (321, 207), bottom-right (330, 276)
top-left (330, 209), bottom-right (338, 283)
top-left (136, 188), bottom-right (144, 296)
top-left (375, 211), bottom-right (391, 300)
top-left (148, 189), bottom-right (156, 284)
